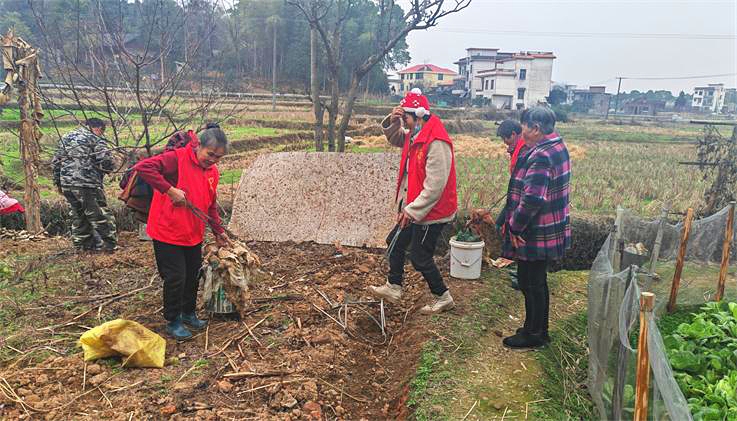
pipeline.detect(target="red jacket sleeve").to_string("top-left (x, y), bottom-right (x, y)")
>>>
top-left (133, 151), bottom-right (179, 193)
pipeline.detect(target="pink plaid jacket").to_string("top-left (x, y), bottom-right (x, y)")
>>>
top-left (496, 134), bottom-right (571, 261)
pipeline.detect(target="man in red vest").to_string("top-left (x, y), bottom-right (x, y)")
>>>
top-left (369, 88), bottom-right (458, 314)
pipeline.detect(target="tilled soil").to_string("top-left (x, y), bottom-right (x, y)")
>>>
top-left (0, 233), bottom-right (485, 420)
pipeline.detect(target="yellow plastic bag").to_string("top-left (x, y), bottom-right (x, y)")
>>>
top-left (78, 319), bottom-right (166, 368)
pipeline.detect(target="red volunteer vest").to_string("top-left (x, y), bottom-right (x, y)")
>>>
top-left (395, 115), bottom-right (458, 222)
top-left (146, 143), bottom-right (219, 246)
top-left (509, 134), bottom-right (525, 174)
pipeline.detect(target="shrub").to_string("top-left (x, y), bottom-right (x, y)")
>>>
top-left (552, 105), bottom-right (570, 123)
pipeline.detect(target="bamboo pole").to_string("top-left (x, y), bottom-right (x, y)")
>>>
top-left (667, 208), bottom-right (694, 313)
top-left (716, 202), bottom-right (736, 301)
top-left (634, 292), bottom-right (655, 421)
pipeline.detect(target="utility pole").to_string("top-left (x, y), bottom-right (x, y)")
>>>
top-left (612, 77), bottom-right (623, 117)
top-left (271, 21), bottom-right (278, 112)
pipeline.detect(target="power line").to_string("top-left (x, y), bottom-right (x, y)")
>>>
top-left (621, 73), bottom-right (737, 80)
top-left (439, 28), bottom-right (737, 40)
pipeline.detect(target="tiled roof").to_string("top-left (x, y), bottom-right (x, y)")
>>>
top-left (398, 64), bottom-right (457, 75)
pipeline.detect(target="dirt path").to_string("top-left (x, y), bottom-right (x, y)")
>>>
top-left (408, 269), bottom-right (590, 420)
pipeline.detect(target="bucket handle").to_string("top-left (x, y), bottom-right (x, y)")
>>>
top-left (451, 250), bottom-right (483, 268)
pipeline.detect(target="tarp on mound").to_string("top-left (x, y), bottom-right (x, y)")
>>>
top-left (229, 152), bottom-right (399, 248)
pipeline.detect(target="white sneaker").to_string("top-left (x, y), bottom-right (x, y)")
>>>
top-left (368, 282), bottom-right (403, 303)
top-left (420, 291), bottom-right (455, 314)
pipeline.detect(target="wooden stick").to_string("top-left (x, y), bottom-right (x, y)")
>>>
top-left (244, 321), bottom-right (263, 347)
top-left (667, 208), bottom-right (694, 313)
top-left (634, 292), bottom-right (655, 421)
top-left (611, 207), bottom-right (624, 272)
top-left (461, 400), bottom-right (478, 421)
top-left (312, 303), bottom-right (345, 329)
top-left (612, 269), bottom-right (634, 421)
top-left (235, 378), bottom-right (307, 396)
top-left (716, 202), bottom-right (735, 301)
top-left (649, 203), bottom-right (671, 274)
top-left (316, 378), bottom-right (370, 403)
top-left (98, 386), bottom-right (113, 408)
top-left (108, 380), bottom-right (143, 394)
top-left (175, 364), bottom-right (199, 385)
top-left (223, 371), bottom-right (291, 379)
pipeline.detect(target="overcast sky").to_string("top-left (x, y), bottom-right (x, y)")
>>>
top-left (402, 0), bottom-right (737, 94)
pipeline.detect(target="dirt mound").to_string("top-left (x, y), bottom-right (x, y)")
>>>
top-left (443, 119), bottom-right (487, 134)
top-left (0, 232), bottom-right (487, 420)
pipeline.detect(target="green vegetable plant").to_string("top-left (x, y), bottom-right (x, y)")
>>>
top-left (455, 227), bottom-right (481, 243)
top-left (663, 302), bottom-right (737, 420)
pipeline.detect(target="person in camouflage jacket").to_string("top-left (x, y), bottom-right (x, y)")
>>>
top-left (52, 118), bottom-right (117, 252)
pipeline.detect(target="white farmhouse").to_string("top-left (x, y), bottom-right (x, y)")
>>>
top-left (455, 48), bottom-right (510, 99)
top-left (454, 48), bottom-right (555, 108)
top-left (475, 52), bottom-right (555, 109)
top-left (692, 84), bottom-right (726, 113)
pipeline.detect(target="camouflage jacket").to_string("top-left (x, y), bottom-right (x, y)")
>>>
top-left (52, 127), bottom-right (114, 189)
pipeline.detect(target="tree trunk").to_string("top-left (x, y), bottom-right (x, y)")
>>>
top-left (337, 75), bottom-right (361, 152)
top-left (271, 23), bottom-right (277, 112)
top-left (17, 49), bottom-right (43, 233)
top-left (325, 29), bottom-right (341, 152)
top-left (310, 27), bottom-right (324, 152)
top-left (75, 0), bottom-right (81, 64)
top-left (160, 53), bottom-right (165, 85)
top-left (326, 72), bottom-right (339, 152)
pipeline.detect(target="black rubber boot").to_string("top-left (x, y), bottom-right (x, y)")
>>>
top-left (166, 316), bottom-right (193, 340)
top-left (503, 332), bottom-right (546, 349)
top-left (181, 312), bottom-right (208, 330)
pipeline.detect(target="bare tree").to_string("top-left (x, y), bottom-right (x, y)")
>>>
top-left (697, 124), bottom-right (737, 216)
top-left (289, 0), bottom-right (472, 152)
top-left (310, 24), bottom-right (324, 151)
top-left (29, 0), bottom-right (238, 161)
top-left (0, 30), bottom-right (44, 232)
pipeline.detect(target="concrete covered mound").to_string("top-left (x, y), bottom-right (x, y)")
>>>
top-left (229, 152), bottom-right (399, 248)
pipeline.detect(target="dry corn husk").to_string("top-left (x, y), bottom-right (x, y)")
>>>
top-left (0, 227), bottom-right (48, 241)
top-left (202, 240), bottom-right (264, 316)
top-left (625, 242), bottom-right (649, 256)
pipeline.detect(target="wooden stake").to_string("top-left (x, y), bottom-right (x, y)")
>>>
top-left (611, 207), bottom-right (624, 272)
top-left (667, 208), bottom-right (694, 313)
top-left (634, 292), bottom-right (655, 421)
top-left (612, 268), bottom-right (634, 420)
top-left (716, 202), bottom-right (736, 301)
top-left (649, 203), bottom-right (671, 274)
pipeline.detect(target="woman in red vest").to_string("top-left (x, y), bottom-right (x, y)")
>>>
top-left (496, 119), bottom-right (526, 291)
top-left (369, 89), bottom-right (458, 314)
top-left (497, 119), bottom-right (526, 174)
top-left (134, 124), bottom-right (229, 340)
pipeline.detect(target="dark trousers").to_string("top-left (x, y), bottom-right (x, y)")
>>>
top-left (153, 240), bottom-right (202, 322)
top-left (387, 223), bottom-right (448, 296)
top-left (62, 187), bottom-right (117, 249)
top-left (517, 259), bottom-right (549, 334)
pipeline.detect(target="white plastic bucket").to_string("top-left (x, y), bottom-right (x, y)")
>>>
top-left (449, 236), bottom-right (485, 279)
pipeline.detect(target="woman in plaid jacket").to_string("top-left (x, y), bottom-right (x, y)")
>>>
top-left (496, 107), bottom-right (571, 349)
